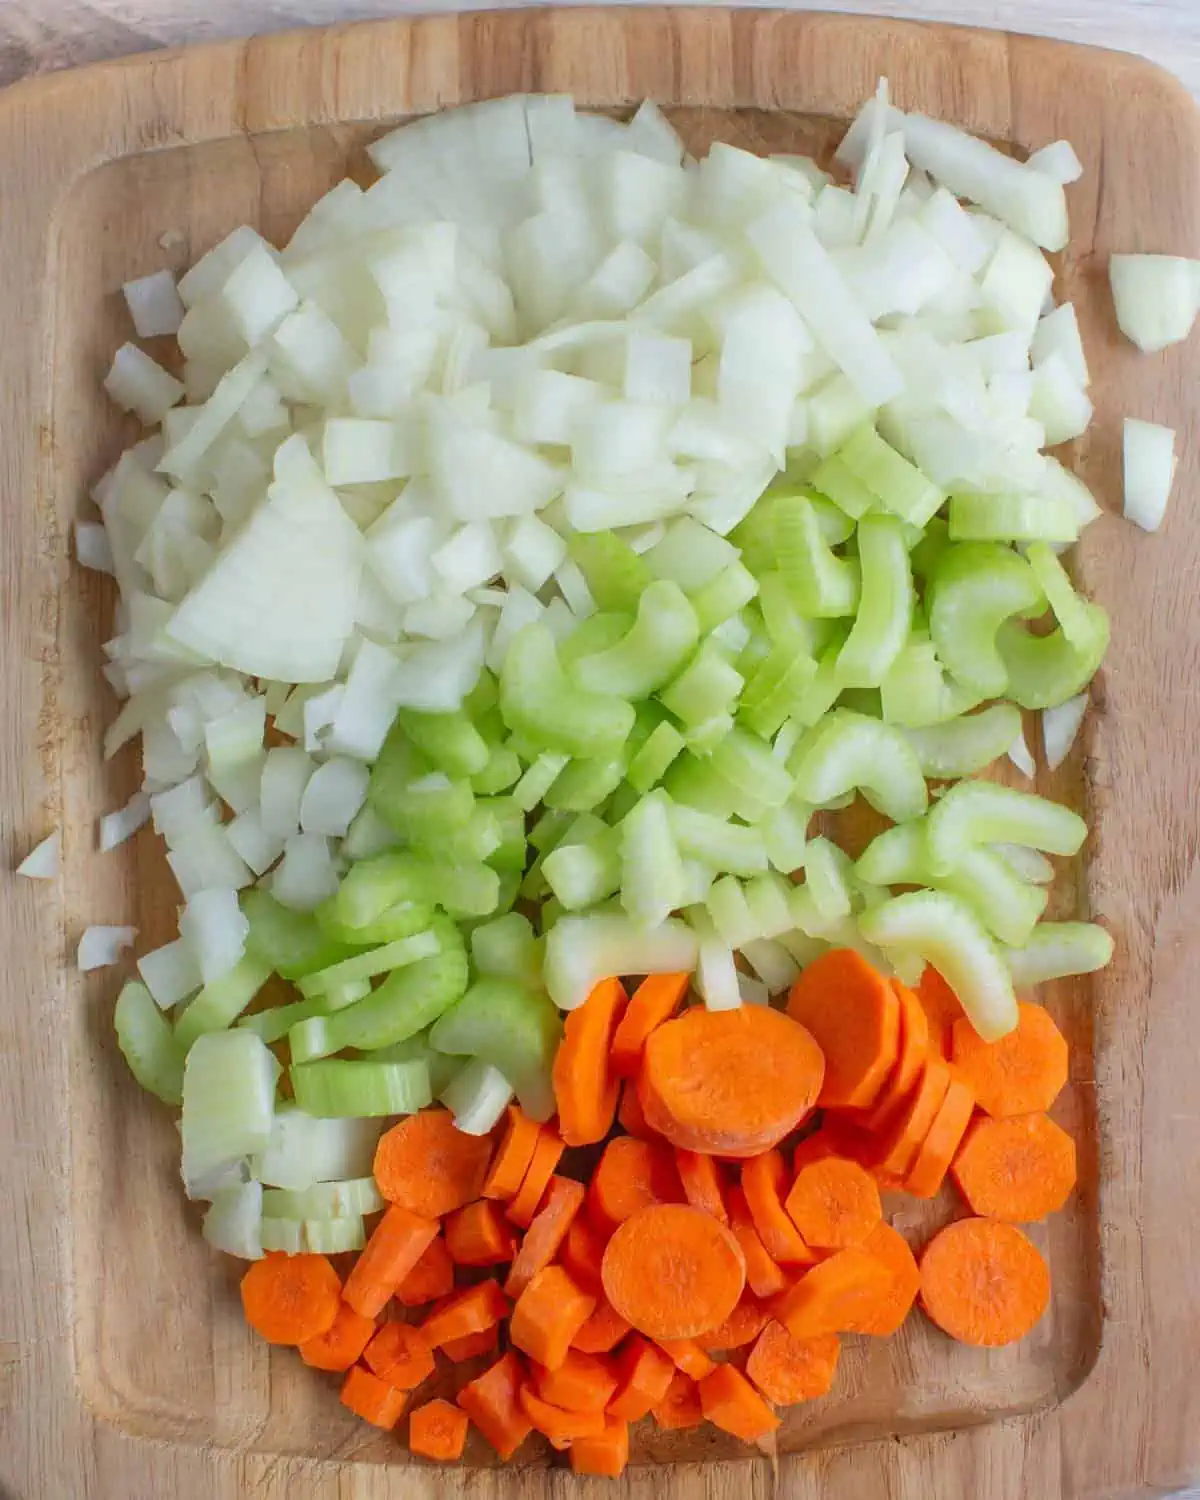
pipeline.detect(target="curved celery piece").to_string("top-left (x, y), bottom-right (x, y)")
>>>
top-left (855, 821), bottom-right (927, 887)
top-left (903, 703), bottom-right (1023, 778)
top-left (683, 713), bottom-right (736, 756)
top-left (558, 612), bottom-right (634, 669)
top-left (369, 727), bottom-right (474, 836)
top-left (838, 687), bottom-right (883, 718)
top-left (756, 574), bottom-right (834, 657)
top-left (621, 792), bottom-right (688, 930)
top-left (690, 561), bottom-right (759, 633)
top-left (836, 423), bottom-right (946, 528)
top-left (471, 742), bottom-right (522, 795)
top-left (928, 542), bottom-right (1044, 698)
top-left (926, 780), bottom-right (1086, 876)
top-left (429, 977), bottom-right (563, 1122)
top-left (543, 913), bottom-right (700, 1011)
top-left (858, 890), bottom-right (1018, 1040)
top-left (314, 897), bottom-right (437, 948)
top-left (949, 493), bottom-right (1078, 544)
top-left (739, 646), bottom-right (818, 738)
top-left (542, 831), bottom-right (622, 910)
top-left (790, 709), bottom-right (928, 823)
top-left (290, 1058), bottom-right (432, 1117)
top-left (737, 492), bottom-right (856, 574)
top-left (808, 494), bottom-right (858, 546)
top-left (646, 516), bottom-right (739, 590)
top-left (669, 801), bottom-right (769, 876)
top-left (661, 639), bottom-right (744, 728)
top-left (500, 622), bottom-right (636, 759)
top-left (789, 634), bottom-right (851, 727)
top-left (706, 877), bottom-right (759, 948)
top-left (115, 980), bottom-right (185, 1105)
top-left (760, 797), bottom-right (811, 875)
top-left (243, 889), bottom-right (354, 978)
top-left (836, 513), bottom-right (913, 688)
top-left (296, 929), bottom-right (441, 1000)
top-left (175, 953), bottom-right (274, 1051)
top-left (804, 836), bottom-right (854, 922)
top-left (369, 1029), bottom-right (462, 1098)
top-left (811, 455), bottom-right (877, 520)
top-left (1024, 544), bottom-right (1098, 650)
top-left (742, 872), bottom-right (795, 939)
top-left (512, 751), bottom-right (569, 813)
top-left (937, 846), bottom-right (1049, 947)
top-left (568, 531), bottom-right (653, 613)
top-left (471, 914), bottom-right (543, 989)
top-left (396, 708), bottom-right (491, 778)
top-left (709, 727), bottom-right (794, 811)
top-left (528, 808), bottom-right (574, 855)
top-left (992, 843), bottom-right (1056, 885)
top-left (663, 753), bottom-right (740, 820)
top-left (331, 851), bottom-right (499, 928)
top-left (880, 640), bottom-right (982, 727)
top-left (909, 515), bottom-right (950, 582)
top-left (628, 720), bottom-right (686, 792)
top-left (1004, 921), bottom-right (1114, 987)
top-left (182, 1031), bottom-right (279, 1194)
top-left (774, 494), bottom-right (861, 617)
top-left (239, 992), bottom-right (337, 1047)
top-left (997, 608), bottom-right (1109, 710)
top-left (544, 755), bottom-right (627, 812)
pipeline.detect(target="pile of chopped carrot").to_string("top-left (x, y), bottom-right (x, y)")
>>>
top-left (237, 952), bottom-right (1076, 1473)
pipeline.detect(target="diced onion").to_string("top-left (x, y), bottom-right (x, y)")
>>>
top-left (1123, 417), bottom-right (1176, 531)
top-left (16, 831), bottom-right (60, 879)
top-left (1042, 694), bottom-right (1088, 771)
top-left (79, 925), bottom-right (137, 971)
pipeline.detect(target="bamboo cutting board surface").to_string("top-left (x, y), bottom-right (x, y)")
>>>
top-left (2, 9), bottom-right (1200, 1498)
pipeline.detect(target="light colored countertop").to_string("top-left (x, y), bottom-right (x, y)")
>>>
top-left (3, 0), bottom-right (1200, 99)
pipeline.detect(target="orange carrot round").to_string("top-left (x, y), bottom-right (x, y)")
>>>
top-left (786, 948), bottom-right (900, 1108)
top-left (864, 980), bottom-right (931, 1130)
top-left (569, 1418), bottom-right (630, 1476)
top-left (904, 1075), bottom-right (977, 1198)
top-left (916, 965), bottom-right (964, 1057)
top-left (652, 1370), bottom-right (704, 1429)
top-left (535, 1347), bottom-right (619, 1411)
top-left (506, 1174), bottom-right (585, 1298)
top-left (608, 1335), bottom-right (676, 1422)
top-left (601, 1202), bottom-right (746, 1340)
top-left (639, 1005), bottom-right (825, 1157)
top-left (482, 1105), bottom-right (542, 1200)
top-left (785, 1156), bottom-right (882, 1250)
top-left (506, 1127), bottom-right (565, 1228)
top-left (298, 1301), bottom-right (375, 1371)
top-left (699, 1363), bottom-right (781, 1443)
top-left (918, 1217), bottom-right (1050, 1346)
top-left (773, 1247), bottom-right (895, 1339)
top-left (552, 976), bottom-right (629, 1147)
top-left (675, 1148), bottom-right (730, 1223)
top-left (241, 1252), bottom-right (342, 1346)
top-left (588, 1135), bottom-right (682, 1235)
top-left (617, 1080), bottom-right (653, 1138)
top-left (340, 1364), bottom-right (407, 1430)
top-left (854, 1221), bottom-right (921, 1336)
top-left (394, 1233), bottom-right (455, 1306)
top-left (951, 1001), bottom-right (1069, 1118)
top-left (746, 1323), bottom-right (840, 1404)
top-left (876, 1058), bottom-right (952, 1177)
top-left (456, 1351), bottom-right (533, 1460)
top-left (408, 1397), bottom-right (468, 1462)
top-left (742, 1148), bottom-right (816, 1265)
top-left (726, 1185), bottom-right (788, 1299)
top-left (560, 1214), bottom-right (606, 1291)
top-left (571, 1296), bottom-right (631, 1354)
top-left (363, 1321), bottom-right (435, 1390)
top-left (610, 971), bottom-right (689, 1077)
top-left (952, 1112), bottom-right (1078, 1221)
top-left (374, 1108), bottom-right (495, 1218)
top-left (509, 1265), bottom-right (597, 1371)
top-left (696, 1293), bottom-right (769, 1351)
top-left (445, 1199), bottom-right (517, 1269)
top-left (519, 1382), bottom-right (607, 1444)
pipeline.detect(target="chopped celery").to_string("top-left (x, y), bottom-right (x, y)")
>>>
top-left (429, 977), bottom-right (563, 1122)
top-left (542, 830), bottom-right (622, 909)
top-left (1004, 921), bottom-right (1114, 985)
top-left (761, 797), bottom-right (811, 874)
top-left (709, 726), bottom-right (794, 810)
top-left (259, 1219), bottom-right (304, 1254)
top-left (810, 454), bottom-right (877, 519)
top-left (370, 728), bottom-right (475, 836)
top-left (558, 612), bottom-right (633, 668)
top-left (621, 792), bottom-right (688, 929)
top-left (660, 639), bottom-right (744, 727)
top-left (926, 781), bottom-right (1086, 875)
top-left (513, 751), bottom-right (569, 812)
top-left (663, 753), bottom-right (740, 820)
top-left (396, 708), bottom-right (491, 777)
top-left (528, 808), bottom-right (572, 854)
top-left (668, 801), bottom-right (768, 875)
top-left (706, 877), bottom-right (759, 948)
top-left (935, 846), bottom-right (1049, 947)
top-left (879, 639), bottom-right (981, 728)
top-left (292, 1217), bottom-right (367, 1255)
top-left (949, 493), bottom-right (1078, 543)
top-left (296, 928), bottom-right (441, 999)
top-left (741, 937), bottom-right (801, 993)
top-left (683, 712), bottom-right (735, 755)
top-left (903, 703), bottom-right (1023, 777)
top-left (646, 517), bottom-right (739, 590)
top-left (858, 890), bottom-right (1018, 1040)
top-left (242, 888), bottom-right (352, 979)
top-left (743, 872), bottom-right (796, 938)
top-left (261, 1177), bottom-right (384, 1220)
top-left (254, 1104), bottom-right (382, 1189)
top-left (628, 720), bottom-right (686, 791)
top-left (501, 622), bottom-right (636, 758)
top-left (329, 851), bottom-right (499, 926)
top-left (471, 913), bottom-right (542, 988)
top-left (479, 797), bottom-right (526, 871)
top-left (835, 513), bottom-right (913, 687)
top-left (472, 742), bottom-right (522, 795)
top-left (909, 515), bottom-right (951, 581)
top-left (568, 530), bottom-right (653, 613)
top-left (790, 709), bottom-right (928, 822)
top-left (441, 1059), bottom-right (514, 1135)
top-left (757, 572), bottom-right (833, 655)
top-left (175, 952), bottom-right (273, 1050)
top-left (544, 755), bottom-right (627, 812)
top-left (689, 907), bottom-right (741, 1011)
top-left (202, 1181), bottom-right (263, 1260)
top-left (1025, 544), bottom-right (1098, 650)
top-left (290, 1057), bottom-right (432, 1117)
top-left (238, 992), bottom-right (330, 1046)
top-left (543, 913), bottom-right (700, 1011)
top-left (572, 580), bottom-right (699, 698)
top-left (997, 607), bottom-right (1109, 709)
top-left (992, 843), bottom-right (1056, 884)
top-left (803, 836), bottom-right (854, 922)
top-left (314, 897), bottom-right (437, 948)
top-left (928, 542), bottom-right (1044, 698)
top-left (690, 561), bottom-right (760, 633)
top-left (368, 1031), bottom-right (463, 1097)
top-left (837, 424), bottom-right (946, 527)
top-left (182, 1029), bottom-right (278, 1197)
top-left (774, 493), bottom-right (861, 617)
top-left (855, 821), bottom-right (928, 886)
top-left (115, 980), bottom-right (185, 1105)
top-left (739, 646), bottom-right (817, 738)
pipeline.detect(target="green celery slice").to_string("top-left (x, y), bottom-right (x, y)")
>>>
top-left (544, 755), bottom-right (627, 813)
top-left (396, 708), bottom-right (491, 777)
top-left (790, 709), bottom-right (928, 822)
top-left (115, 980), bottom-right (185, 1105)
top-left (742, 872), bottom-right (796, 939)
top-left (774, 494), bottom-right (860, 617)
top-left (1004, 921), bottom-right (1114, 986)
top-left (708, 726), bottom-right (794, 810)
top-left (411, 803), bottom-right (501, 864)
top-left (628, 720), bottom-right (686, 792)
top-left (558, 612), bottom-right (633, 669)
top-left (855, 822), bottom-right (928, 886)
top-left (429, 977), bottom-right (563, 1122)
top-left (909, 515), bottom-right (951, 581)
top-left (621, 792), bottom-right (688, 929)
top-left (760, 797), bottom-right (811, 875)
top-left (542, 913), bottom-right (699, 1011)
top-left (706, 876), bottom-right (759, 948)
top-left (243, 888), bottom-right (353, 978)
top-left (835, 513), bottom-right (913, 688)
top-left (329, 851), bottom-right (499, 927)
top-left (929, 542), bottom-right (1044, 698)
top-left (542, 830), bottom-right (622, 910)
top-left (803, 836), bottom-right (854, 922)
top-left (997, 608), bottom-right (1109, 709)
top-left (479, 797), bottom-right (526, 872)
top-left (369, 727), bottom-right (475, 836)
top-left (936, 847), bottom-right (1049, 948)
top-left (949, 493), bottom-right (1078, 544)
top-left (513, 751), bottom-right (569, 812)
top-left (837, 423), bottom-right (946, 527)
top-left (471, 743), bottom-right (523, 795)
top-left (1024, 544), bottom-right (1098, 650)
top-left (238, 993), bottom-right (331, 1046)
top-left (992, 843), bottom-right (1056, 884)
top-left (668, 801), bottom-right (769, 876)
top-left (690, 561), bottom-right (759, 633)
top-left (646, 516), bottom-right (739, 590)
top-left (756, 573), bottom-right (834, 656)
top-left (182, 1029), bottom-right (278, 1194)
top-left (903, 703), bottom-right (1023, 778)
top-left (175, 953), bottom-right (273, 1050)
top-left (790, 631), bottom-right (852, 727)
top-left (739, 646), bottom-right (817, 738)
top-left (810, 454), bottom-right (877, 519)
top-left (572, 580), bottom-right (700, 699)
top-left (501, 622), bottom-right (636, 759)
top-left (926, 780), bottom-right (1086, 876)
top-left (314, 898), bottom-right (437, 948)
top-left (661, 639), bottom-right (745, 728)
top-left (367, 1029), bottom-right (462, 1096)
top-left (528, 808), bottom-right (573, 854)
top-left (471, 914), bottom-right (543, 988)
top-left (662, 753), bottom-right (740, 820)
top-left (290, 1058), bottom-right (432, 1117)
top-left (879, 639), bottom-right (982, 728)
top-left (262, 1177), bottom-right (384, 1220)
top-left (296, 929), bottom-right (441, 999)
top-left (568, 530), bottom-right (653, 613)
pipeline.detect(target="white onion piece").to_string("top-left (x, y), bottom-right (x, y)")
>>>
top-left (1026, 140), bottom-right (1083, 185)
top-left (226, 807), bottom-right (287, 877)
top-left (150, 775), bottom-right (216, 846)
top-left (1043, 694), bottom-right (1088, 771)
top-left (99, 791), bottom-right (152, 852)
top-left (272, 833), bottom-right (339, 910)
top-left (79, 925), bottom-right (137, 972)
top-left (75, 521), bottom-right (115, 575)
top-left (1109, 254), bottom-right (1199, 352)
top-left (179, 887), bottom-right (249, 984)
top-left (1007, 727), bottom-right (1036, 779)
top-left (259, 747), bottom-right (315, 837)
top-left (16, 831), bottom-right (60, 880)
top-left (123, 269), bottom-right (186, 338)
top-left (103, 344), bottom-right (184, 424)
top-left (299, 757), bottom-right (370, 837)
top-left (736, 971), bottom-right (770, 1006)
top-left (138, 936), bottom-right (202, 1008)
top-left (1032, 303), bottom-right (1089, 388)
top-left (1123, 417), bottom-right (1176, 531)
top-left (440, 1060), bottom-right (513, 1135)
top-left (166, 821), bottom-right (253, 897)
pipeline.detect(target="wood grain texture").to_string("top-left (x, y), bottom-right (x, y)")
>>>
top-left (1, 9), bottom-right (1199, 1499)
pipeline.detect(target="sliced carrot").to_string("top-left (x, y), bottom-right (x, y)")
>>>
top-left (343, 1207), bottom-right (438, 1321)
top-left (699, 1363), bottom-right (781, 1442)
top-left (792, 1125), bottom-right (846, 1174)
top-left (918, 1217), bottom-right (1050, 1347)
top-left (482, 1105), bottom-right (542, 1200)
top-left (917, 965), bottom-right (964, 1057)
top-left (864, 980), bottom-right (931, 1130)
top-left (951, 1111), bottom-right (1077, 1221)
top-left (570, 1418), bottom-right (630, 1477)
top-left (552, 976), bottom-right (629, 1147)
top-left (341, 1364), bottom-right (407, 1429)
top-left (655, 1337), bottom-right (716, 1380)
top-left (904, 1076), bottom-right (976, 1199)
top-left (299, 1301), bottom-right (375, 1371)
top-left (610, 971), bottom-right (689, 1077)
top-left (240, 1251), bottom-right (341, 1346)
top-left (617, 1080), bottom-right (653, 1138)
top-left (441, 1324), bottom-right (500, 1363)
top-left (506, 1175), bottom-right (585, 1298)
top-left (802, 1116), bottom-right (904, 1192)
top-left (408, 1397), bottom-right (468, 1461)
top-left (855, 1221), bottom-right (921, 1336)
top-left (588, 1135), bottom-right (682, 1235)
top-left (560, 1214), bottom-right (606, 1291)
top-left (696, 1293), bottom-right (769, 1351)
top-left (742, 1149), bottom-right (817, 1265)
top-left (875, 1058), bottom-right (952, 1178)
top-left (785, 1157), bottom-right (882, 1250)
top-left (601, 1202), bottom-right (746, 1340)
top-left (727, 1185), bottom-right (788, 1299)
top-left (571, 1296), bottom-right (632, 1354)
top-left (445, 1199), bottom-right (517, 1268)
top-left (421, 1280), bottom-right (508, 1348)
top-left (652, 1371), bottom-right (704, 1429)
top-left (456, 1351), bottom-right (533, 1460)
top-left (374, 1108), bottom-right (495, 1219)
top-left (773, 1248), bottom-right (896, 1339)
top-left (519, 1383), bottom-right (606, 1444)
top-left (746, 1323), bottom-right (840, 1404)
top-left (506, 1127), bottom-right (565, 1228)
top-left (363, 1321), bottom-right (435, 1390)
top-left (675, 1148), bottom-right (730, 1223)
top-left (535, 1348), bottom-right (619, 1411)
top-left (786, 948), bottom-right (900, 1108)
top-left (639, 1005), bottom-right (825, 1157)
top-left (951, 1001), bottom-right (1069, 1118)
top-left (394, 1233), bottom-right (455, 1307)
top-left (509, 1265), bottom-right (597, 1371)
top-left (608, 1336), bottom-right (676, 1422)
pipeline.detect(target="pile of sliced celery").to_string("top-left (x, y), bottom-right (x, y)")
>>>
top-left (93, 86), bottom-right (1116, 1258)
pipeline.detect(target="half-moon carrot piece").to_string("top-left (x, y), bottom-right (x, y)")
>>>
top-left (588, 1135), bottom-right (682, 1235)
top-left (552, 976), bottom-right (629, 1147)
top-left (610, 971), bottom-right (689, 1077)
top-left (241, 1252), bottom-right (342, 1346)
top-left (742, 1149), bottom-right (817, 1265)
top-left (746, 1322), bottom-right (841, 1404)
top-left (560, 1214), bottom-right (606, 1291)
top-left (950, 1001), bottom-right (1069, 1118)
top-left (876, 1058), bottom-right (952, 1177)
top-left (506, 1127), bottom-right (565, 1228)
top-left (299, 1302), bottom-right (375, 1371)
top-left (374, 1108), bottom-right (495, 1218)
top-left (509, 1265), bottom-right (596, 1371)
top-left (344, 1206), bottom-right (439, 1320)
top-left (639, 1006), bottom-right (825, 1157)
top-left (421, 1280), bottom-right (508, 1348)
top-left (601, 1203), bottom-right (746, 1340)
top-left (363, 1321), bottom-right (436, 1390)
top-left (652, 1371), bottom-right (703, 1429)
top-left (904, 1076), bottom-right (976, 1199)
top-left (394, 1232), bottom-right (455, 1306)
top-left (569, 1418), bottom-right (630, 1477)
top-left (696, 1293), bottom-right (769, 1351)
top-left (654, 1337), bottom-right (716, 1380)
top-left (773, 1248), bottom-right (895, 1339)
top-left (608, 1335), bottom-right (676, 1422)
top-left (916, 965), bottom-right (963, 1057)
top-left (675, 1149), bottom-right (730, 1223)
top-left (456, 1351), bottom-right (533, 1460)
top-left (445, 1199), bottom-right (517, 1268)
top-left (784, 1157), bottom-right (882, 1250)
top-left (341, 1364), bottom-right (407, 1430)
top-left (518, 1383), bottom-right (606, 1444)
top-left (786, 948), bottom-right (900, 1108)
top-left (951, 1111), bottom-right (1077, 1221)
top-left (506, 1175), bottom-right (585, 1298)
top-left (854, 1221), bottom-right (921, 1336)
top-left (535, 1347), bottom-right (619, 1411)
top-left (918, 1217), bottom-right (1050, 1346)
top-left (482, 1105), bottom-right (541, 1200)
top-left (726, 1185), bottom-right (788, 1299)
top-left (864, 980), bottom-right (931, 1130)
top-left (699, 1364), bottom-right (781, 1442)
top-left (571, 1296), bottom-right (631, 1354)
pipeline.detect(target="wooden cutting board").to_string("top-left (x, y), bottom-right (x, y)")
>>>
top-left (2, 8), bottom-right (1199, 1498)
